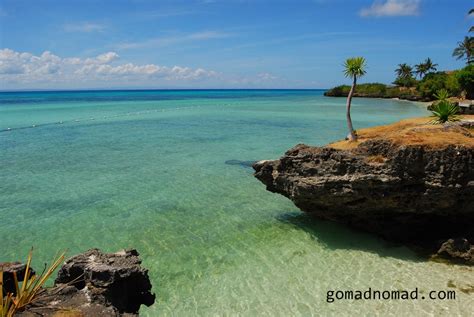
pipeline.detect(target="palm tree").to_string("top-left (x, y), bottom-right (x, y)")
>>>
top-left (452, 36), bottom-right (474, 64)
top-left (395, 63), bottom-right (413, 79)
top-left (470, 9), bottom-right (474, 32)
top-left (423, 57), bottom-right (438, 73)
top-left (343, 57), bottom-right (367, 141)
top-left (414, 63), bottom-right (428, 79)
top-left (415, 58), bottom-right (437, 79)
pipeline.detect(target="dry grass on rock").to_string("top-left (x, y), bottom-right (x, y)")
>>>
top-left (329, 115), bottom-right (474, 151)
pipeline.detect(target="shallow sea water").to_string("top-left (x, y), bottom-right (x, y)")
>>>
top-left (1, 90), bottom-right (472, 316)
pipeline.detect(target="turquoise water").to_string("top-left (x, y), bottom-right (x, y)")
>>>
top-left (1, 90), bottom-right (472, 316)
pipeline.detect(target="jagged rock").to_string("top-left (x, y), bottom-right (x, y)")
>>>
top-left (436, 238), bottom-right (474, 265)
top-left (253, 140), bottom-right (474, 247)
top-left (0, 262), bottom-right (35, 295)
top-left (11, 248), bottom-right (155, 316)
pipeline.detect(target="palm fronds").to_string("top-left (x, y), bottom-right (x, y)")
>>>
top-left (343, 57), bottom-right (367, 78)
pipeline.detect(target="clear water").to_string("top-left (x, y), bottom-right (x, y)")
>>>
top-left (1, 90), bottom-right (472, 316)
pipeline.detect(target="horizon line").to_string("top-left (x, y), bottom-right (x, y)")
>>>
top-left (0, 88), bottom-right (329, 93)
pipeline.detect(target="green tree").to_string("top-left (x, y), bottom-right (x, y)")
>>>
top-left (452, 36), bottom-right (474, 64)
top-left (343, 57), bottom-right (367, 141)
top-left (417, 72), bottom-right (460, 99)
top-left (395, 63), bottom-right (413, 79)
top-left (423, 58), bottom-right (438, 73)
top-left (470, 8), bottom-right (474, 32)
top-left (394, 63), bottom-right (416, 87)
top-left (415, 58), bottom-right (437, 79)
top-left (393, 76), bottom-right (417, 88)
top-left (414, 63), bottom-right (428, 79)
top-left (457, 64), bottom-right (474, 99)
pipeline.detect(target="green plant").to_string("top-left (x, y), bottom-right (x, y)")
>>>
top-left (452, 36), bottom-right (474, 64)
top-left (343, 57), bottom-right (367, 141)
top-left (414, 58), bottom-right (438, 79)
top-left (394, 63), bottom-right (417, 87)
top-left (1, 249), bottom-right (65, 317)
top-left (456, 64), bottom-right (474, 99)
top-left (429, 100), bottom-right (460, 124)
top-left (468, 8), bottom-right (473, 32)
top-left (434, 89), bottom-right (450, 101)
top-left (395, 63), bottom-right (413, 79)
top-left (417, 72), bottom-right (460, 99)
top-left (393, 76), bottom-right (417, 88)
top-left (414, 63), bottom-right (428, 79)
top-left (445, 71), bottom-right (461, 96)
top-left (423, 58), bottom-right (438, 74)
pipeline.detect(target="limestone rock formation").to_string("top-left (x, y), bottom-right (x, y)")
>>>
top-left (6, 248), bottom-right (155, 316)
top-left (0, 262), bottom-right (35, 295)
top-left (436, 238), bottom-right (474, 265)
top-left (253, 124), bottom-right (474, 252)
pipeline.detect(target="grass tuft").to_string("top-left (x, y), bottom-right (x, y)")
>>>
top-left (1, 249), bottom-right (65, 317)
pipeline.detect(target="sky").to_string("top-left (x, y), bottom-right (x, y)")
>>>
top-left (0, 0), bottom-right (473, 90)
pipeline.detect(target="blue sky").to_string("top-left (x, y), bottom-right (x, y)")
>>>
top-left (0, 0), bottom-right (473, 90)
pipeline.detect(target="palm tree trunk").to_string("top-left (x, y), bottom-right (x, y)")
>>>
top-left (346, 76), bottom-right (357, 141)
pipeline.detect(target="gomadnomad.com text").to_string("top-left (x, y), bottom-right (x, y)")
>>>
top-left (326, 288), bottom-right (456, 303)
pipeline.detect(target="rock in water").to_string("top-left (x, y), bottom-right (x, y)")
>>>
top-left (253, 140), bottom-right (474, 247)
top-left (0, 262), bottom-right (35, 295)
top-left (55, 249), bottom-right (155, 313)
top-left (13, 248), bottom-right (155, 316)
top-left (436, 238), bottom-right (474, 265)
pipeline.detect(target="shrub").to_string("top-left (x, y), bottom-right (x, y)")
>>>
top-left (456, 64), bottom-right (474, 99)
top-left (325, 83), bottom-right (388, 97)
top-left (434, 89), bottom-right (450, 101)
top-left (327, 85), bottom-right (350, 96)
top-left (417, 72), bottom-right (460, 100)
top-left (445, 72), bottom-right (461, 96)
top-left (429, 100), bottom-right (460, 124)
top-left (393, 76), bottom-right (418, 88)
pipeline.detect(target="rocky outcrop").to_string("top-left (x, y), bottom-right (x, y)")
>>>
top-left (435, 238), bottom-right (474, 265)
top-left (6, 248), bottom-right (155, 316)
top-left (253, 139), bottom-right (474, 253)
top-left (0, 262), bottom-right (35, 295)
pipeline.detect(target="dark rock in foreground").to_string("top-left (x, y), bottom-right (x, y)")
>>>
top-left (435, 238), bottom-right (474, 265)
top-left (0, 262), bottom-right (35, 295)
top-left (253, 137), bottom-right (474, 262)
top-left (13, 248), bottom-right (155, 316)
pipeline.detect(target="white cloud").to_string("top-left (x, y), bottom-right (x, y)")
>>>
top-left (0, 48), bottom-right (217, 87)
top-left (64, 22), bottom-right (107, 33)
top-left (359, 0), bottom-right (420, 17)
top-left (95, 52), bottom-right (119, 64)
top-left (115, 31), bottom-right (232, 50)
top-left (257, 72), bottom-right (278, 81)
